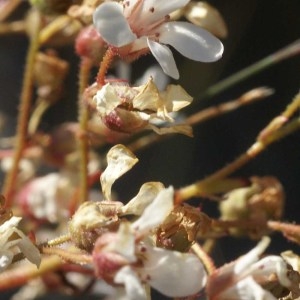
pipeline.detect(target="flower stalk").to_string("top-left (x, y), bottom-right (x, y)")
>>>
top-left (77, 58), bottom-right (93, 205)
top-left (177, 92), bottom-right (300, 201)
top-left (2, 11), bottom-right (41, 208)
top-left (199, 39), bottom-right (300, 101)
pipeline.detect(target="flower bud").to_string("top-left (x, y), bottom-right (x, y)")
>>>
top-left (75, 25), bottom-right (105, 64)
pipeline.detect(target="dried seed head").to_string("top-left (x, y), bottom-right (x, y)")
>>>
top-left (220, 176), bottom-right (284, 238)
top-left (69, 200), bottom-right (122, 251)
top-left (156, 204), bottom-right (212, 252)
top-left (34, 51), bottom-right (69, 104)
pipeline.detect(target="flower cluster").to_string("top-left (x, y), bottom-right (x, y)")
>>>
top-left (0, 1), bottom-right (300, 300)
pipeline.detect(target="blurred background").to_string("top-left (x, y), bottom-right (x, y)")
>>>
top-left (0, 0), bottom-right (300, 299)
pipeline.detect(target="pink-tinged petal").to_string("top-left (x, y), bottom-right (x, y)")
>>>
top-left (110, 223), bottom-right (136, 263)
top-left (159, 21), bottom-right (224, 62)
top-left (93, 2), bottom-right (137, 47)
top-left (140, 0), bottom-right (190, 25)
top-left (114, 266), bottom-right (147, 300)
top-left (246, 256), bottom-right (291, 287)
top-left (218, 276), bottom-right (276, 300)
top-left (138, 246), bottom-right (207, 297)
top-left (147, 39), bottom-right (179, 79)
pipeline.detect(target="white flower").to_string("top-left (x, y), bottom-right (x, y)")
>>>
top-left (206, 237), bottom-right (291, 300)
top-left (16, 173), bottom-right (71, 223)
top-left (0, 216), bottom-right (41, 272)
top-left (93, 0), bottom-right (224, 79)
top-left (93, 186), bottom-right (207, 299)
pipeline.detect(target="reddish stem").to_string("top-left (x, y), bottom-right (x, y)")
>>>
top-left (96, 48), bottom-right (115, 85)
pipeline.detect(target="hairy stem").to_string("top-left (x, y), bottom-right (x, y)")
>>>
top-left (77, 58), bottom-right (93, 206)
top-left (42, 247), bottom-right (92, 264)
top-left (2, 11), bottom-right (41, 207)
top-left (0, 256), bottom-right (62, 290)
top-left (96, 48), bottom-right (115, 85)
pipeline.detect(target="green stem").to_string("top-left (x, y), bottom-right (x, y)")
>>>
top-left (177, 118), bottom-right (300, 201)
top-left (199, 39), bottom-right (300, 101)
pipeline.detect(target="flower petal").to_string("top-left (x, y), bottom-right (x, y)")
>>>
top-left (0, 251), bottom-right (13, 272)
top-left (140, 0), bottom-right (190, 26)
top-left (111, 222), bottom-right (136, 263)
top-left (93, 2), bottom-right (136, 47)
top-left (134, 65), bottom-right (170, 91)
top-left (159, 21), bottom-right (224, 62)
top-left (100, 145), bottom-right (138, 200)
top-left (148, 123), bottom-right (193, 137)
top-left (114, 266), bottom-right (147, 300)
top-left (218, 276), bottom-right (276, 300)
top-left (160, 84), bottom-right (193, 112)
top-left (17, 233), bottom-right (41, 268)
top-left (234, 236), bottom-right (270, 274)
top-left (138, 246), bottom-right (207, 297)
top-left (93, 83), bottom-right (123, 116)
top-left (132, 78), bottom-right (161, 111)
top-left (132, 186), bottom-right (174, 235)
top-left (246, 256), bottom-right (291, 287)
top-left (121, 182), bottom-right (165, 215)
top-left (147, 39), bottom-right (179, 79)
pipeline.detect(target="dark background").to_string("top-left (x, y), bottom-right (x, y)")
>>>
top-left (0, 0), bottom-right (300, 299)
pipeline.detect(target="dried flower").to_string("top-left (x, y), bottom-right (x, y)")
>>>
top-left (219, 176), bottom-right (284, 238)
top-left (69, 200), bottom-right (123, 251)
top-left (100, 144), bottom-right (139, 200)
top-left (93, 78), bottom-right (193, 135)
top-left (156, 204), bottom-right (212, 252)
top-left (33, 51), bottom-right (69, 104)
top-left (93, 0), bottom-right (223, 79)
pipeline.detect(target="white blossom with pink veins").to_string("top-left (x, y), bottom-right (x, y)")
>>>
top-left (93, 0), bottom-right (224, 79)
top-left (206, 237), bottom-right (292, 300)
